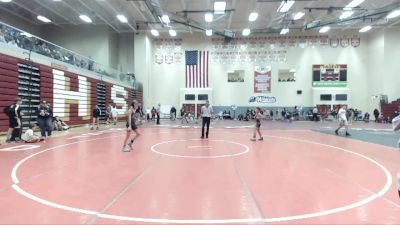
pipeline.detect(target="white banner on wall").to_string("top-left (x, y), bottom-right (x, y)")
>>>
top-left (249, 96), bottom-right (277, 103)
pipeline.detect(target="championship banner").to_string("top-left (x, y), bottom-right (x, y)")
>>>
top-left (254, 66), bottom-right (271, 93)
top-left (312, 64), bottom-right (347, 87)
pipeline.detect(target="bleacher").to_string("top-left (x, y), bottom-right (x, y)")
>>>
top-left (381, 98), bottom-right (400, 119)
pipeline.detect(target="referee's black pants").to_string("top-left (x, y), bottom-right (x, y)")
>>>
top-left (201, 117), bottom-right (211, 138)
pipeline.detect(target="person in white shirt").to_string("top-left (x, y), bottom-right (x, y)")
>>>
top-left (335, 105), bottom-right (351, 136)
top-left (22, 124), bottom-right (40, 143)
top-left (200, 100), bottom-right (213, 139)
top-left (111, 105), bottom-right (118, 125)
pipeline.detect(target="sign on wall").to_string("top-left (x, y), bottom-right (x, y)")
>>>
top-left (249, 96), bottom-right (276, 103)
top-left (312, 64), bottom-right (347, 87)
top-left (254, 66), bottom-right (271, 93)
top-left (228, 70), bottom-right (244, 82)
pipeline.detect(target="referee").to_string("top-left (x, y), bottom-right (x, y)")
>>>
top-left (200, 100), bottom-right (213, 139)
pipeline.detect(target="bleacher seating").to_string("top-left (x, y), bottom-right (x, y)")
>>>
top-left (381, 98), bottom-right (400, 119)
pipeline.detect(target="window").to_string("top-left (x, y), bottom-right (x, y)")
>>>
top-left (335, 94), bottom-right (347, 101)
top-left (198, 94), bottom-right (208, 101)
top-left (320, 94), bottom-right (332, 101)
top-left (185, 94), bottom-right (195, 101)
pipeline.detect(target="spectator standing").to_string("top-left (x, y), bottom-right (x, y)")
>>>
top-left (151, 107), bottom-right (156, 120)
top-left (111, 105), bottom-right (118, 125)
top-left (312, 107), bottom-right (318, 121)
top-left (37, 100), bottom-right (53, 140)
top-left (170, 106), bottom-right (177, 121)
top-left (156, 104), bottom-right (161, 125)
top-left (5, 98), bottom-right (23, 143)
top-left (91, 104), bottom-right (101, 130)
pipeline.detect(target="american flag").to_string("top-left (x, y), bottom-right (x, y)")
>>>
top-left (185, 50), bottom-right (209, 88)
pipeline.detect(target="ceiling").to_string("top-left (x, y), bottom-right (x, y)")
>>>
top-left (1, 0), bottom-right (400, 35)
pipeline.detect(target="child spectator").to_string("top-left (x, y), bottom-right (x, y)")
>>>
top-left (22, 124), bottom-right (40, 143)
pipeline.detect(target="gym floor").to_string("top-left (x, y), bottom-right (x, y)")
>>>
top-left (0, 120), bottom-right (399, 224)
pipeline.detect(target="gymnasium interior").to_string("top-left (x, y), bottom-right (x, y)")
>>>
top-left (0, 0), bottom-right (400, 224)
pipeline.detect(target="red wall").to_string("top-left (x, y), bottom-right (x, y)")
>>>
top-left (0, 53), bottom-right (133, 131)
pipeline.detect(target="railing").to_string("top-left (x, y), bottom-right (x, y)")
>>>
top-left (0, 21), bottom-right (131, 85)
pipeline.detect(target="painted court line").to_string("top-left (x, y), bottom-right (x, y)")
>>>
top-left (9, 131), bottom-right (393, 224)
top-left (187, 146), bottom-right (213, 149)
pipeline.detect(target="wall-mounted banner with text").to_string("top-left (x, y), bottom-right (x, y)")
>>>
top-left (249, 96), bottom-right (276, 103)
top-left (254, 66), bottom-right (272, 93)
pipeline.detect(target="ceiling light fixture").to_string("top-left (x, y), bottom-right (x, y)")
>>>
top-left (359, 25), bottom-right (372, 32)
top-left (214, 1), bottom-right (226, 14)
top-left (205, 29), bottom-right (213, 36)
top-left (242, 28), bottom-right (251, 36)
top-left (293, 12), bottom-right (305, 20)
top-left (79, 15), bottom-right (92, 23)
top-left (280, 28), bottom-right (289, 35)
top-left (0, 0), bottom-right (12, 2)
top-left (37, 15), bottom-right (52, 23)
top-left (205, 13), bottom-right (213, 22)
top-left (21, 32), bottom-right (32, 38)
top-left (116, 15), bottom-right (128, 23)
top-left (387, 10), bottom-right (400, 19)
top-left (151, 29), bottom-right (159, 36)
top-left (345, 0), bottom-right (365, 8)
top-left (277, 0), bottom-right (295, 13)
top-left (161, 15), bottom-right (170, 24)
top-left (169, 29), bottom-right (177, 37)
top-left (248, 12), bottom-right (258, 22)
top-left (319, 26), bottom-right (330, 33)
top-left (339, 11), bottom-right (354, 20)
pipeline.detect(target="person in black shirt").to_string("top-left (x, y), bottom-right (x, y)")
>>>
top-left (170, 106), bottom-right (176, 121)
top-left (373, 109), bottom-right (380, 123)
top-left (6, 97), bottom-right (23, 143)
top-left (122, 101), bottom-right (141, 152)
top-left (37, 100), bottom-right (53, 139)
top-left (91, 104), bottom-right (101, 130)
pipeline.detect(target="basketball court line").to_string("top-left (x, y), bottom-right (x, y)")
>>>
top-left (8, 130), bottom-right (392, 224)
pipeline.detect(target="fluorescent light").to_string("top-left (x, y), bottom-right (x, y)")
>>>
top-left (359, 25), bottom-right (372, 32)
top-left (79, 15), bottom-right (92, 23)
top-left (214, 1), bottom-right (226, 14)
top-left (319, 26), bottom-right (330, 33)
top-left (169, 29), bottom-right (177, 37)
top-left (150, 29), bottom-right (159, 36)
top-left (37, 15), bottom-right (51, 23)
top-left (205, 29), bottom-right (213, 36)
top-left (293, 12), bottom-right (305, 20)
top-left (277, 0), bottom-right (295, 13)
top-left (280, 28), bottom-right (289, 35)
top-left (116, 15), bottom-right (128, 23)
top-left (21, 32), bottom-right (32, 38)
top-left (387, 10), bottom-right (400, 19)
top-left (248, 12), bottom-right (258, 22)
top-left (339, 11), bottom-right (354, 20)
top-left (242, 28), bottom-right (251, 36)
top-left (161, 15), bottom-right (170, 23)
top-left (345, 0), bottom-right (364, 8)
top-left (205, 13), bottom-right (213, 22)
top-left (0, 0), bottom-right (12, 2)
